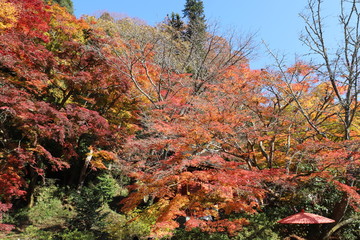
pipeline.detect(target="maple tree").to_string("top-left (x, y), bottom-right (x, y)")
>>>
top-left (91, 6), bottom-right (359, 237)
top-left (262, 56), bottom-right (360, 238)
top-left (0, 0), bottom-right (135, 207)
top-left (118, 58), bottom-right (299, 237)
top-left (119, 51), bottom-right (359, 238)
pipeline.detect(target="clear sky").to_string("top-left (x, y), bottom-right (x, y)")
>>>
top-left (73, 0), bottom-right (340, 69)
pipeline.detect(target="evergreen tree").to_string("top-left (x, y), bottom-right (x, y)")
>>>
top-left (168, 12), bottom-right (184, 31)
top-left (182, 0), bottom-right (206, 42)
top-left (182, 0), bottom-right (207, 82)
top-left (165, 12), bottom-right (185, 40)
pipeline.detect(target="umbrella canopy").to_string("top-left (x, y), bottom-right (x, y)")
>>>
top-left (278, 210), bottom-right (335, 224)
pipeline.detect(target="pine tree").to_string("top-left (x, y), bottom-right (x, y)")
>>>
top-left (182, 0), bottom-right (206, 42)
top-left (168, 12), bottom-right (184, 31)
top-left (182, 0), bottom-right (207, 81)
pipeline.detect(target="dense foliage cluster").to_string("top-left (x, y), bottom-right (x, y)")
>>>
top-left (0, 0), bottom-right (359, 239)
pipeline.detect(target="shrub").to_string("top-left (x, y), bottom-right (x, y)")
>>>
top-left (0, 202), bottom-right (13, 233)
top-left (27, 184), bottom-right (73, 228)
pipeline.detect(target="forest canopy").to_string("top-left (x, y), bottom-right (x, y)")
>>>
top-left (0, 0), bottom-right (359, 239)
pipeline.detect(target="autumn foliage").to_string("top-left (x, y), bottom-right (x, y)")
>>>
top-left (0, 0), bottom-right (359, 239)
top-left (0, 0), bottom-right (133, 203)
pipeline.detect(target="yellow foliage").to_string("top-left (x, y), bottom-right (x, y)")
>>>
top-left (90, 150), bottom-right (117, 169)
top-left (93, 150), bottom-right (117, 161)
top-left (0, 0), bottom-right (18, 31)
top-left (46, 3), bottom-right (89, 45)
top-left (102, 206), bottom-right (154, 240)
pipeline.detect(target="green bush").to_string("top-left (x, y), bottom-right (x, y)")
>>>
top-left (171, 228), bottom-right (230, 240)
top-left (95, 173), bottom-right (121, 202)
top-left (68, 173), bottom-right (122, 231)
top-left (101, 205), bottom-right (153, 240)
top-left (27, 184), bottom-right (73, 228)
top-left (15, 226), bottom-right (95, 240)
top-left (59, 229), bottom-right (95, 240)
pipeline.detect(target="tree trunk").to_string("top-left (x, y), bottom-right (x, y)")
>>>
top-left (27, 167), bottom-right (38, 208)
top-left (320, 194), bottom-right (349, 239)
top-left (322, 215), bottom-right (360, 240)
top-left (78, 147), bottom-right (93, 189)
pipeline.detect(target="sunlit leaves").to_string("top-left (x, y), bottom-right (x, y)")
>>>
top-left (120, 51), bottom-right (359, 237)
top-left (8, 0), bottom-right (51, 42)
top-left (1, 1), bottom-right (359, 238)
top-left (0, 0), bottom-right (136, 204)
top-left (0, 0), bottom-right (18, 30)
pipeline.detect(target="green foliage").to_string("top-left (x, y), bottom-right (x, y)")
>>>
top-left (45, 0), bottom-right (74, 14)
top-left (183, 0), bottom-right (205, 22)
top-left (68, 187), bottom-right (106, 231)
top-left (28, 184), bottom-right (74, 228)
top-left (68, 173), bottom-right (122, 232)
top-left (261, 178), bottom-right (348, 239)
top-left (168, 12), bottom-right (184, 31)
top-left (0, 202), bottom-right (13, 233)
top-left (6, 175), bottom-right (126, 239)
top-left (183, 0), bottom-right (206, 42)
top-left (18, 226), bottom-right (95, 240)
top-left (22, 225), bottom-right (56, 240)
top-left (3, 183), bottom-right (74, 239)
top-left (58, 229), bottom-right (96, 240)
top-left (95, 173), bottom-right (121, 202)
top-left (297, 178), bottom-right (342, 213)
top-left (233, 213), bottom-right (280, 240)
top-left (235, 228), bottom-right (280, 240)
top-left (102, 207), bottom-right (154, 240)
top-left (338, 220), bottom-right (360, 240)
top-left (171, 228), bottom-right (230, 240)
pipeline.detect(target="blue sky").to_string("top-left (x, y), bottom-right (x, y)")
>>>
top-left (73, 0), bottom-right (340, 69)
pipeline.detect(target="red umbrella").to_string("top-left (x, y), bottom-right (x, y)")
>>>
top-left (278, 209), bottom-right (335, 224)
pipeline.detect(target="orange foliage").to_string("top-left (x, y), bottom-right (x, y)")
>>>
top-left (120, 54), bottom-right (359, 237)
